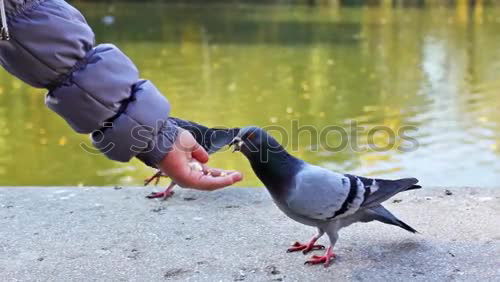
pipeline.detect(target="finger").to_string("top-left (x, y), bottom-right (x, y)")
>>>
top-left (220, 170), bottom-right (239, 175)
top-left (188, 171), bottom-right (243, 191)
top-left (191, 142), bottom-right (209, 164)
top-left (210, 169), bottom-right (241, 178)
top-left (203, 167), bottom-right (240, 177)
top-left (200, 164), bottom-right (223, 176)
top-left (206, 167), bottom-right (223, 177)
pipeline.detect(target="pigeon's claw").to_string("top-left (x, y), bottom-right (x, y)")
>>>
top-left (146, 182), bottom-right (176, 200)
top-left (304, 247), bottom-right (336, 267)
top-left (287, 241), bottom-right (325, 254)
top-left (146, 190), bottom-right (175, 200)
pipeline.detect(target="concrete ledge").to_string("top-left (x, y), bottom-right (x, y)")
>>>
top-left (0, 187), bottom-right (499, 281)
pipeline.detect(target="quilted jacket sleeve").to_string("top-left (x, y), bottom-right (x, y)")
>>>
top-left (0, 0), bottom-right (177, 167)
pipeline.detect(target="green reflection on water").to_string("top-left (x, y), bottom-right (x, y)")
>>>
top-left (0, 2), bottom-right (499, 187)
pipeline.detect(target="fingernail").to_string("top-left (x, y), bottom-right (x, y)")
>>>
top-left (234, 173), bottom-right (243, 181)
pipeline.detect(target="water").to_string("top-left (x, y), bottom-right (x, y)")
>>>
top-left (0, 2), bottom-right (499, 187)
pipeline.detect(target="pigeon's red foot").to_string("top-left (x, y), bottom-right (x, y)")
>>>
top-left (146, 190), bottom-right (175, 200)
top-left (304, 247), bottom-right (336, 267)
top-left (146, 182), bottom-right (176, 200)
top-left (287, 240), bottom-right (325, 254)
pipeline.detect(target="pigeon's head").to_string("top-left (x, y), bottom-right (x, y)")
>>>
top-left (229, 126), bottom-right (281, 156)
top-left (229, 126), bottom-right (301, 191)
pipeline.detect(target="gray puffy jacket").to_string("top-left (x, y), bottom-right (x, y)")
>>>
top-left (0, 0), bottom-right (178, 168)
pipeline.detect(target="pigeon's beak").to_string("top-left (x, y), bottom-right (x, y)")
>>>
top-left (229, 137), bottom-right (244, 153)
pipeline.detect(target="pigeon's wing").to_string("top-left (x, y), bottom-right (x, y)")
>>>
top-left (169, 117), bottom-right (239, 154)
top-left (356, 176), bottom-right (420, 208)
top-left (285, 165), bottom-right (367, 221)
top-left (286, 166), bottom-right (421, 221)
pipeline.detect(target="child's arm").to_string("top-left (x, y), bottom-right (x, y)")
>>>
top-left (0, 0), bottom-right (241, 189)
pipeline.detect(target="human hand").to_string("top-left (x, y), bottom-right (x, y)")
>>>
top-left (158, 129), bottom-right (243, 190)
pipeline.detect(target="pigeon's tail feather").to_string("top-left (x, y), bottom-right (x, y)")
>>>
top-left (362, 205), bottom-right (418, 234)
top-left (394, 218), bottom-right (418, 233)
top-left (362, 177), bottom-right (419, 208)
top-left (405, 184), bottom-right (422, 191)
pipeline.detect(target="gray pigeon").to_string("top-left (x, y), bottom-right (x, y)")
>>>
top-left (230, 126), bottom-right (421, 267)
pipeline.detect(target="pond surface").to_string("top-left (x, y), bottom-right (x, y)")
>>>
top-left (0, 2), bottom-right (499, 187)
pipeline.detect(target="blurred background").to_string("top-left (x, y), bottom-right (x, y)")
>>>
top-left (0, 0), bottom-right (499, 187)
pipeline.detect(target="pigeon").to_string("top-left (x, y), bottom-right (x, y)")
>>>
top-left (229, 126), bottom-right (421, 267)
top-left (144, 117), bottom-right (239, 200)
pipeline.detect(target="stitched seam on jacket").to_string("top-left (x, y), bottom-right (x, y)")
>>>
top-left (72, 81), bottom-right (164, 141)
top-left (49, 50), bottom-right (93, 89)
top-left (48, 54), bottom-right (165, 141)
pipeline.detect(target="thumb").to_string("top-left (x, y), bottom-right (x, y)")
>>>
top-left (191, 142), bottom-right (209, 164)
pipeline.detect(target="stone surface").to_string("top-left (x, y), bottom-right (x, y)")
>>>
top-left (0, 186), bottom-right (499, 281)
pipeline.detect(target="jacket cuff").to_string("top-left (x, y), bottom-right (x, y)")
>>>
top-left (136, 121), bottom-right (179, 168)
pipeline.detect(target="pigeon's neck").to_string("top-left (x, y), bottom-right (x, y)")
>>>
top-left (247, 149), bottom-right (303, 197)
